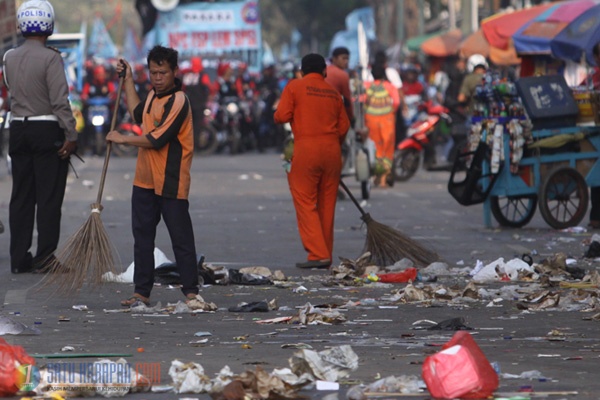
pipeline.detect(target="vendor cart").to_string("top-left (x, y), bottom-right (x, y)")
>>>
top-left (448, 75), bottom-right (600, 229)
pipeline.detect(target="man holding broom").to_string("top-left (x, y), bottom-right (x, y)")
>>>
top-left (3, 0), bottom-right (78, 274)
top-left (274, 53), bottom-right (350, 269)
top-left (106, 46), bottom-right (199, 307)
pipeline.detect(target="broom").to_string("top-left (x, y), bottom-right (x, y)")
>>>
top-left (339, 179), bottom-right (438, 267)
top-left (43, 72), bottom-right (126, 293)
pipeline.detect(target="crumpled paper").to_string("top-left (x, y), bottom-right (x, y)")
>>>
top-left (168, 360), bottom-right (212, 394)
top-left (289, 345), bottom-right (358, 382)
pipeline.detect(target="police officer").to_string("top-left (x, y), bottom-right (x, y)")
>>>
top-left (3, 0), bottom-right (78, 273)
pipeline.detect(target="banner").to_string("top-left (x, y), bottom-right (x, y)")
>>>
top-left (145, 0), bottom-right (261, 71)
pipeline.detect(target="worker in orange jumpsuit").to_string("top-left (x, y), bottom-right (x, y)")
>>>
top-left (364, 64), bottom-right (400, 187)
top-left (274, 54), bottom-right (350, 269)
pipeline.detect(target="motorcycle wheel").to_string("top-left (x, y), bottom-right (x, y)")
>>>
top-left (94, 130), bottom-right (105, 156)
top-left (392, 148), bottom-right (421, 182)
top-left (229, 128), bottom-right (242, 155)
top-left (112, 128), bottom-right (139, 157)
top-left (195, 123), bottom-right (219, 155)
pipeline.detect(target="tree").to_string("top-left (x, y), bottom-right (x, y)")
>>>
top-left (261, 0), bottom-right (368, 56)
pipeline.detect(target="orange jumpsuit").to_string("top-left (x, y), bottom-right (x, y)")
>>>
top-left (364, 80), bottom-right (400, 163)
top-left (274, 73), bottom-right (350, 262)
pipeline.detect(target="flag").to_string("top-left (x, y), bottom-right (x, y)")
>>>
top-left (87, 17), bottom-right (118, 60)
top-left (123, 27), bottom-right (144, 63)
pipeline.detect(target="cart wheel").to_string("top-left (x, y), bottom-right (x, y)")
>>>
top-left (361, 180), bottom-right (371, 200)
top-left (538, 166), bottom-right (588, 229)
top-left (393, 148), bottom-right (420, 182)
top-left (490, 195), bottom-right (537, 228)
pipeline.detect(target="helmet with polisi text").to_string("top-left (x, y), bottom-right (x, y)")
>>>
top-left (17, 0), bottom-right (55, 37)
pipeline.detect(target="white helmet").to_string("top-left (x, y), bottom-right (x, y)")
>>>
top-left (467, 54), bottom-right (488, 73)
top-left (17, 0), bottom-right (55, 37)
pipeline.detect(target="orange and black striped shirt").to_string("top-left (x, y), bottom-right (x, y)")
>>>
top-left (133, 81), bottom-right (194, 199)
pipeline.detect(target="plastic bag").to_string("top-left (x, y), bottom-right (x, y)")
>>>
top-left (377, 267), bottom-right (418, 283)
top-left (0, 337), bottom-right (36, 396)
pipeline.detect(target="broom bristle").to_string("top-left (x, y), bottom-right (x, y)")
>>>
top-left (41, 211), bottom-right (117, 294)
top-left (362, 214), bottom-right (438, 267)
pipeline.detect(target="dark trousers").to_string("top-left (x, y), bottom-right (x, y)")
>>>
top-left (591, 187), bottom-right (600, 222)
top-left (9, 120), bottom-right (69, 272)
top-left (132, 186), bottom-right (199, 298)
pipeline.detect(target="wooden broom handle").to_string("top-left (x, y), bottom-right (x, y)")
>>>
top-left (339, 179), bottom-right (368, 218)
top-left (95, 73), bottom-right (125, 206)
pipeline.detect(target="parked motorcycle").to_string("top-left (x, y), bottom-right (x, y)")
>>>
top-left (391, 101), bottom-right (467, 182)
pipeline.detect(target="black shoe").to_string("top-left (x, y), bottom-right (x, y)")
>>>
top-left (11, 266), bottom-right (33, 274)
top-left (11, 252), bottom-right (33, 274)
top-left (31, 255), bottom-right (62, 274)
top-left (295, 259), bottom-right (331, 269)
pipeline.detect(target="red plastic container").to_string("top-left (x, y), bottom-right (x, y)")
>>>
top-left (377, 267), bottom-right (418, 283)
top-left (422, 331), bottom-right (498, 399)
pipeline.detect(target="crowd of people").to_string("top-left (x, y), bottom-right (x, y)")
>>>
top-left (3, 1), bottom-right (600, 307)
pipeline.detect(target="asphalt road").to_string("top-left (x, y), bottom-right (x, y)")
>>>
top-left (0, 150), bottom-right (599, 399)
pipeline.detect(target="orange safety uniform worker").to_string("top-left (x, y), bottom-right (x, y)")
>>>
top-left (274, 54), bottom-right (350, 269)
top-left (364, 64), bottom-right (400, 187)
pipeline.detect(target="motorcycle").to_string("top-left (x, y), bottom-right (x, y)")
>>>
top-left (215, 96), bottom-right (243, 155)
top-left (86, 96), bottom-right (111, 155)
top-left (391, 100), bottom-right (468, 182)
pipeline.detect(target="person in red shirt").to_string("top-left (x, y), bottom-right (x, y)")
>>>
top-left (325, 47), bottom-right (355, 124)
top-left (274, 53), bottom-right (350, 269)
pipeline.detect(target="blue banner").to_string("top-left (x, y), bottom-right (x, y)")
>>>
top-left (145, 0), bottom-right (262, 71)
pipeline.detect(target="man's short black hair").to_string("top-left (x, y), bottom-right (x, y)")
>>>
top-left (371, 64), bottom-right (387, 80)
top-left (301, 53), bottom-right (326, 75)
top-left (331, 47), bottom-right (350, 58)
top-left (147, 45), bottom-right (178, 71)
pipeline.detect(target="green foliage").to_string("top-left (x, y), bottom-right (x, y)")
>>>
top-left (261, 0), bottom-right (369, 56)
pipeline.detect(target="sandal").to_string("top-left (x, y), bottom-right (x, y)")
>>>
top-left (121, 294), bottom-right (150, 307)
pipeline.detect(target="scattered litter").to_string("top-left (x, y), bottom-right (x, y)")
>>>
top-left (347, 375), bottom-right (424, 399)
top-left (0, 315), bottom-right (41, 335)
top-left (72, 305), bottom-right (88, 311)
top-left (289, 345), bottom-right (359, 382)
top-left (61, 346), bottom-right (75, 352)
top-left (228, 299), bottom-right (277, 313)
top-left (501, 370), bottom-right (549, 380)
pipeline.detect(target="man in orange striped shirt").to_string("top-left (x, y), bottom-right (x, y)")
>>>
top-left (107, 46), bottom-right (199, 307)
top-left (274, 54), bottom-right (350, 269)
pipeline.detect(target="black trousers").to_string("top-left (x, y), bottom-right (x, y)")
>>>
top-left (591, 187), bottom-right (600, 222)
top-left (132, 186), bottom-right (199, 298)
top-left (9, 120), bottom-right (69, 272)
